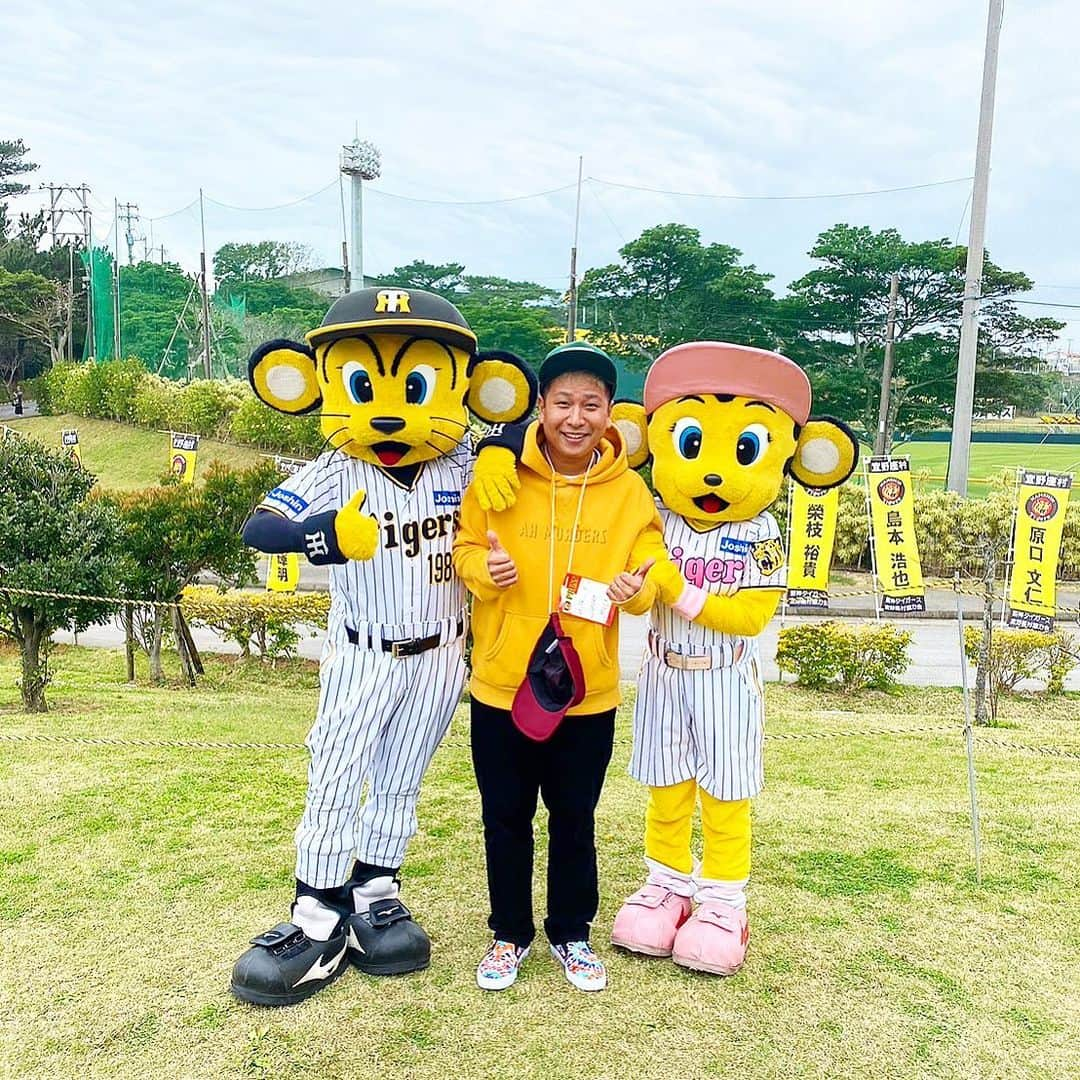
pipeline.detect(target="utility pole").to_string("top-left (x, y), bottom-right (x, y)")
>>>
top-left (117, 202), bottom-right (141, 265)
top-left (198, 188), bottom-right (212, 379)
top-left (113, 198), bottom-right (122, 360)
top-left (947, 0), bottom-right (1004, 495)
top-left (41, 184), bottom-right (92, 361)
top-left (566, 156), bottom-right (584, 343)
top-left (874, 273), bottom-right (900, 456)
top-left (341, 136), bottom-right (381, 292)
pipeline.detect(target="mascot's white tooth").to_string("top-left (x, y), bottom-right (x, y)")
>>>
top-left (800, 438), bottom-right (841, 475)
top-left (266, 364), bottom-right (308, 402)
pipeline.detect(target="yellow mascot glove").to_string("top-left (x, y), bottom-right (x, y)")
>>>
top-left (472, 446), bottom-right (521, 513)
top-left (334, 488), bottom-right (380, 561)
top-left (650, 558), bottom-right (687, 607)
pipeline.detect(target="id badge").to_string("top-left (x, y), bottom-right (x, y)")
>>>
top-left (560, 573), bottom-right (616, 626)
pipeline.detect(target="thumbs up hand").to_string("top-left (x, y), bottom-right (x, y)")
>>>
top-left (334, 488), bottom-right (380, 561)
top-left (486, 530), bottom-right (518, 589)
top-left (607, 557), bottom-right (656, 603)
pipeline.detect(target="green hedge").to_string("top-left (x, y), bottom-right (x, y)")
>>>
top-left (40, 360), bottom-right (322, 455)
top-left (36, 360), bottom-right (1080, 578)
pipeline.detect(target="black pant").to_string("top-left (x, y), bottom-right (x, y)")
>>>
top-left (470, 698), bottom-right (616, 949)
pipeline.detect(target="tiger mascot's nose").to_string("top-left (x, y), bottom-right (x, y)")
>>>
top-left (370, 416), bottom-right (407, 434)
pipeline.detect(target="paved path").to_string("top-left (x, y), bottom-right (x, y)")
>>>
top-left (54, 609), bottom-right (1079, 691)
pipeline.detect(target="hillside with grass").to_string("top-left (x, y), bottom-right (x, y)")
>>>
top-left (5, 414), bottom-right (266, 490)
top-left (0, 645), bottom-right (1077, 1079)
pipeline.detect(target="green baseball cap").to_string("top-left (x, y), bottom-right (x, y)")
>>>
top-left (538, 342), bottom-right (617, 398)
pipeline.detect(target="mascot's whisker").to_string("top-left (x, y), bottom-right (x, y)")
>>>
top-left (431, 415), bottom-right (469, 430)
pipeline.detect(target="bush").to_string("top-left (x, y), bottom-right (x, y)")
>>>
top-left (776, 621), bottom-right (912, 691)
top-left (130, 373), bottom-right (179, 430)
top-left (176, 378), bottom-right (247, 438)
top-left (963, 627), bottom-right (1077, 721)
top-left (182, 585), bottom-right (330, 660)
top-left (98, 359), bottom-right (149, 423)
top-left (229, 395), bottom-right (323, 454)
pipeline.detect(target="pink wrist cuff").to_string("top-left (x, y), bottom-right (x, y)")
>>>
top-left (674, 583), bottom-right (707, 619)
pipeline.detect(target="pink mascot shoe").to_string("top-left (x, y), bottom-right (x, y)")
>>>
top-left (611, 861), bottom-right (694, 957)
top-left (671, 900), bottom-right (749, 975)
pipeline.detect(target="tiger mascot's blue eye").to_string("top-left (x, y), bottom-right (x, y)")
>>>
top-left (671, 417), bottom-right (702, 460)
top-left (405, 365), bottom-right (436, 407)
top-left (342, 362), bottom-right (374, 405)
top-left (736, 423), bottom-right (770, 466)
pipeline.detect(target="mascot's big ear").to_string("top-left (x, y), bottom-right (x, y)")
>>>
top-left (611, 400), bottom-right (649, 470)
top-left (466, 350), bottom-right (538, 424)
top-left (248, 339), bottom-right (321, 415)
top-left (789, 416), bottom-right (860, 489)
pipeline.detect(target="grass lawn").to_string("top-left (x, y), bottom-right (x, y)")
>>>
top-left (1, 646), bottom-right (1078, 1079)
top-left (898, 442), bottom-right (1080, 488)
top-left (4, 415), bottom-right (266, 490)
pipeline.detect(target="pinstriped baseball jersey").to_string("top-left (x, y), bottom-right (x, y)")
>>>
top-left (629, 507), bottom-right (786, 801)
top-left (651, 506), bottom-right (786, 655)
top-left (260, 442), bottom-right (471, 631)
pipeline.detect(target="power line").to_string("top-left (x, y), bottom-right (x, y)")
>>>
top-left (586, 175), bottom-right (975, 201)
top-left (366, 182), bottom-right (579, 206)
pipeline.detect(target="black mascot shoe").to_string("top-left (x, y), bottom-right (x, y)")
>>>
top-left (346, 898), bottom-right (431, 975)
top-left (230, 922), bottom-right (350, 1006)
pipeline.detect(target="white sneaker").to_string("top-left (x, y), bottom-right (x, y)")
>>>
top-left (550, 940), bottom-right (607, 991)
top-left (476, 939), bottom-right (529, 991)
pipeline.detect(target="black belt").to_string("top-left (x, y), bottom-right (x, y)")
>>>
top-left (346, 617), bottom-right (464, 658)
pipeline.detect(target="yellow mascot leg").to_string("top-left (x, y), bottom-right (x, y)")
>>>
top-left (644, 779), bottom-right (697, 875)
top-left (698, 792), bottom-right (751, 902)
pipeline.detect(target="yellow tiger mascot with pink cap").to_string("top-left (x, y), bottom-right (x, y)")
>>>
top-left (606, 342), bottom-right (858, 974)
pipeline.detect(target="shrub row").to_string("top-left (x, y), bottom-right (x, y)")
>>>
top-left (769, 480), bottom-right (1079, 580)
top-left (182, 586), bottom-right (330, 660)
top-left (775, 621), bottom-right (913, 691)
top-left (962, 626), bottom-right (1077, 721)
top-left (36, 361), bottom-right (1079, 578)
top-left (39, 359), bottom-right (323, 455)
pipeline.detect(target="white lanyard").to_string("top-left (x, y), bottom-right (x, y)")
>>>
top-left (545, 448), bottom-right (596, 613)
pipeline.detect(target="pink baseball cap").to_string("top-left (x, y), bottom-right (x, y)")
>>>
top-left (643, 342), bottom-right (812, 424)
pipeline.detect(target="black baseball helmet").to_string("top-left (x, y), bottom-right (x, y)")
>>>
top-left (305, 287), bottom-right (477, 354)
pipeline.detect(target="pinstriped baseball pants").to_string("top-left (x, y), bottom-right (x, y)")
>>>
top-left (294, 635), bottom-right (466, 888)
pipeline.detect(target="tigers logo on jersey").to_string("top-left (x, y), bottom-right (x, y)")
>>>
top-left (751, 537), bottom-right (785, 576)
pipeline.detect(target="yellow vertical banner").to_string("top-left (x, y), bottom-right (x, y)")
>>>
top-left (264, 454), bottom-right (310, 592)
top-left (61, 428), bottom-right (81, 466)
top-left (867, 457), bottom-right (926, 614)
top-left (1007, 470), bottom-right (1073, 632)
top-left (786, 484), bottom-right (840, 609)
top-left (266, 553), bottom-right (300, 593)
top-left (170, 432), bottom-right (199, 484)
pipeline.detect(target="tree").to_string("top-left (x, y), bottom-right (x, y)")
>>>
top-left (784, 224), bottom-right (1063, 441)
top-left (456, 296), bottom-right (563, 365)
top-left (0, 267), bottom-right (71, 371)
top-left (0, 437), bottom-right (125, 711)
top-left (107, 461), bottom-right (281, 682)
top-left (213, 241), bottom-right (313, 290)
top-left (377, 260), bottom-right (464, 293)
top-left (0, 138), bottom-right (38, 242)
top-left (577, 224), bottom-right (781, 370)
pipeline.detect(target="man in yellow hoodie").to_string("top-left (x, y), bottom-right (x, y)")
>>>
top-left (454, 342), bottom-right (663, 993)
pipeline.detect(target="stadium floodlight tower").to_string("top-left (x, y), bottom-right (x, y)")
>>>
top-left (341, 138), bottom-right (381, 293)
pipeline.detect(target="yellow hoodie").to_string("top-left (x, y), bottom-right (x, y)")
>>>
top-left (454, 421), bottom-right (663, 714)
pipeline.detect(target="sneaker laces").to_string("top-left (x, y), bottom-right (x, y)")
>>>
top-left (480, 940), bottom-right (521, 976)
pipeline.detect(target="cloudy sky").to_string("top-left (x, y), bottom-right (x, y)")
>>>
top-left (3, 0), bottom-right (1079, 342)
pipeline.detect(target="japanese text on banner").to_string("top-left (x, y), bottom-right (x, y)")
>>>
top-left (170, 432), bottom-right (199, 485)
top-left (786, 484), bottom-right (839, 609)
top-left (266, 552), bottom-right (300, 593)
top-left (61, 428), bottom-right (81, 466)
top-left (867, 457), bottom-right (926, 615)
top-left (1007, 470), bottom-right (1072, 632)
